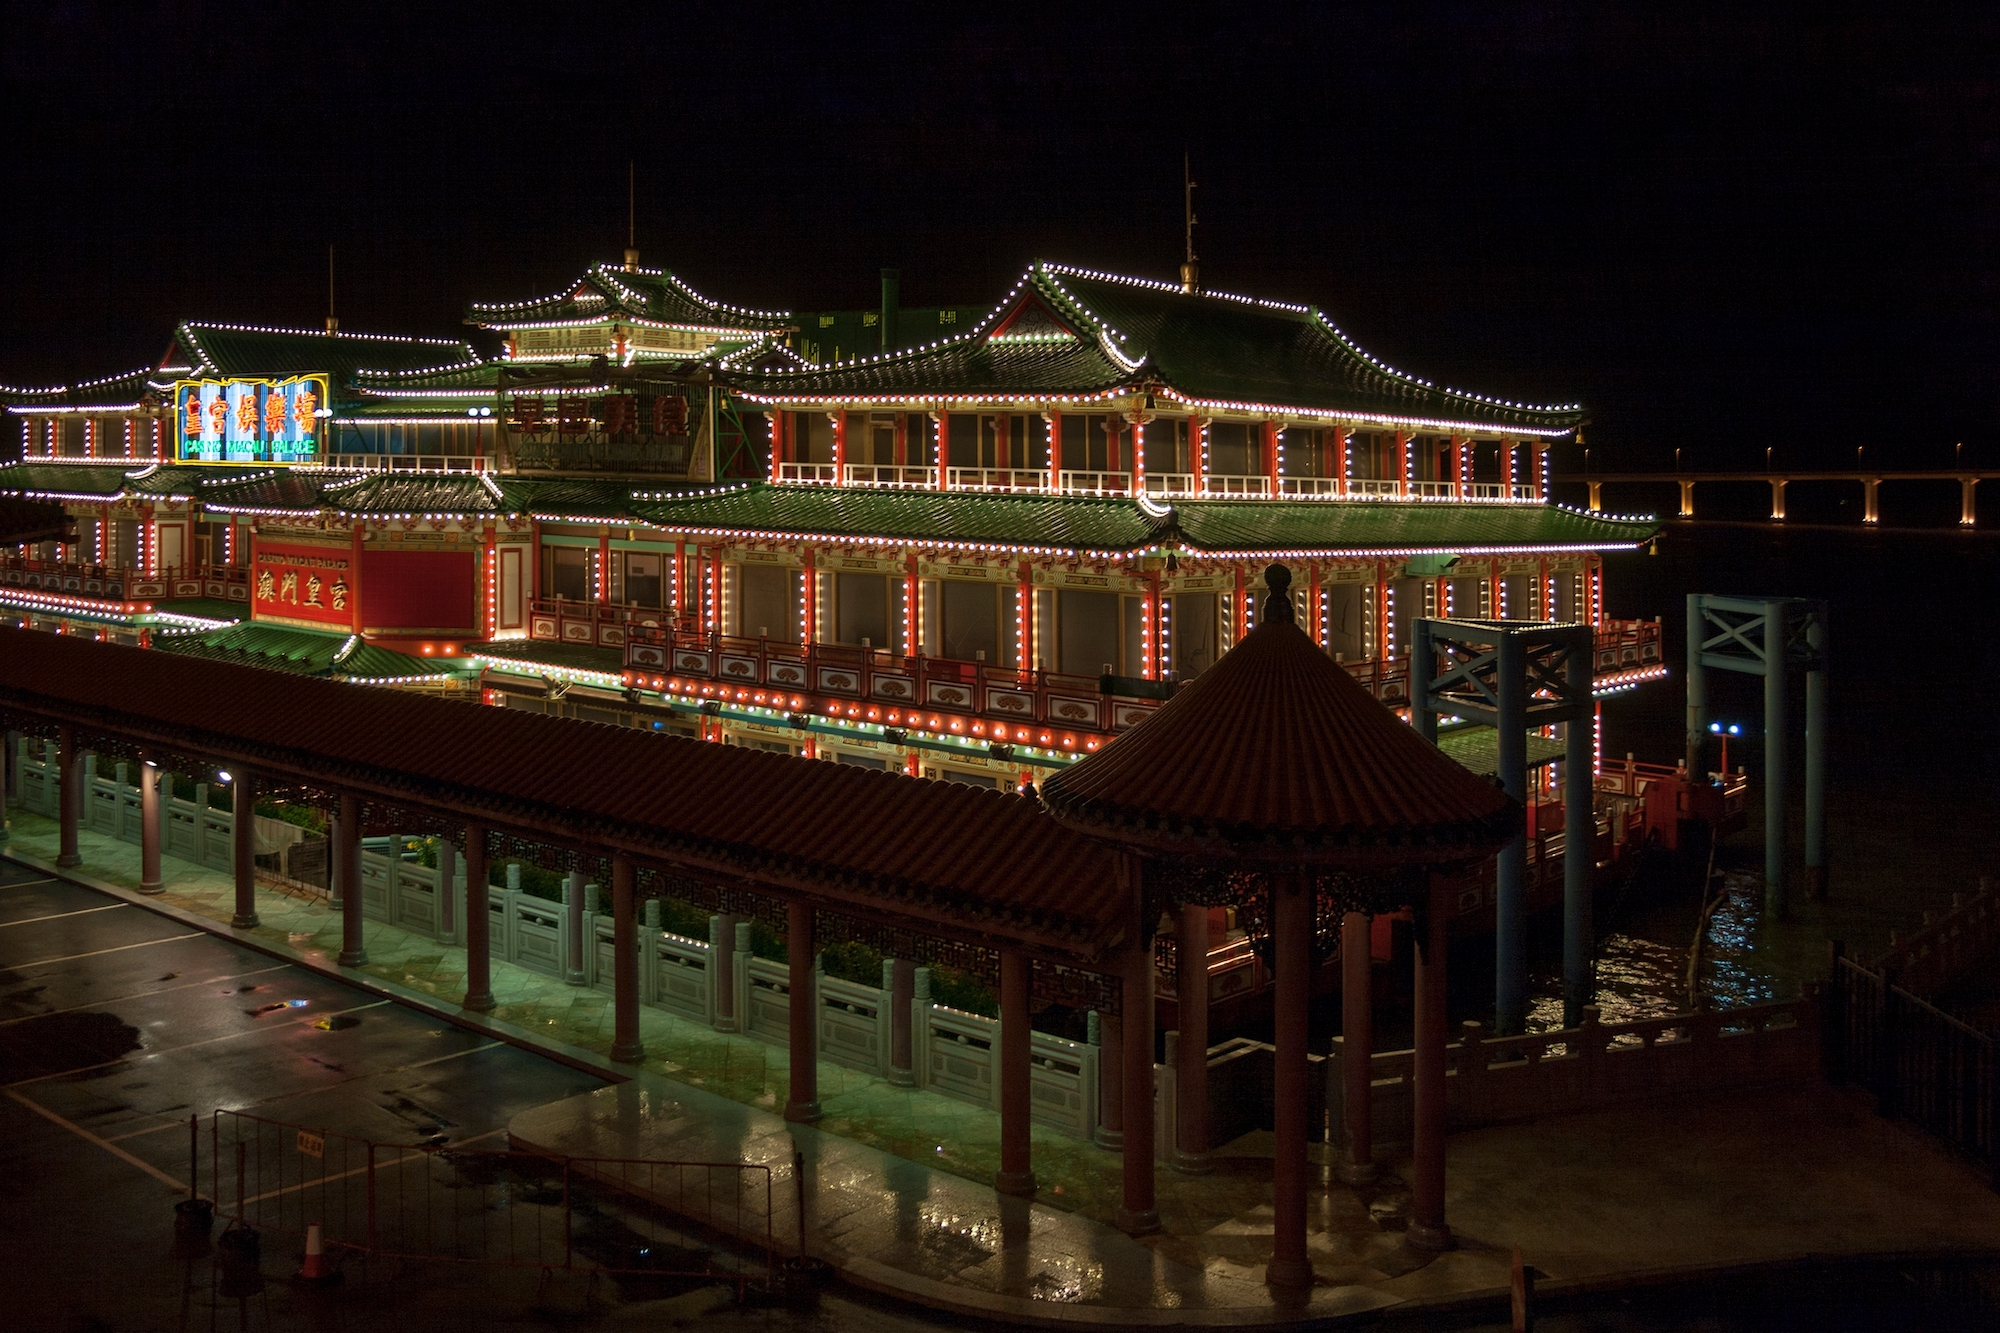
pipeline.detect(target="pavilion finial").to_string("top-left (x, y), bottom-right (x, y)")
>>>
top-left (1262, 563), bottom-right (1294, 626)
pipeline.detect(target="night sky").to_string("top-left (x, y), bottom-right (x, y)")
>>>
top-left (3, 2), bottom-right (1992, 469)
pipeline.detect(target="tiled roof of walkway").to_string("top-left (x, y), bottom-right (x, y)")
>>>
top-left (0, 627), bottom-right (1130, 963)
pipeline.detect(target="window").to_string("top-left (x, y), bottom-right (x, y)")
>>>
top-left (940, 580), bottom-right (1000, 662)
top-left (732, 562), bottom-right (798, 640)
top-left (1168, 593), bottom-right (1218, 677)
top-left (623, 552), bottom-right (664, 609)
top-left (1208, 422), bottom-right (1256, 476)
top-left (834, 572), bottom-right (891, 648)
top-left (546, 546), bottom-right (590, 602)
top-left (1056, 588), bottom-right (1120, 676)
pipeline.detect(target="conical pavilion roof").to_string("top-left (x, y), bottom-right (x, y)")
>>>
top-left (1040, 565), bottom-right (1517, 866)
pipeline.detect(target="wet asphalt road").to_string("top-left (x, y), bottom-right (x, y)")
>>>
top-left (0, 857), bottom-right (956, 1333)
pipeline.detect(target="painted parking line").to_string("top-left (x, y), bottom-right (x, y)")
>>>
top-left (0, 902), bottom-right (128, 930)
top-left (5, 999), bottom-right (395, 1088)
top-left (0, 964), bottom-right (293, 1029)
top-left (0, 875), bottom-right (58, 890)
top-left (4, 1087), bottom-right (187, 1192)
top-left (12, 932), bottom-right (205, 971)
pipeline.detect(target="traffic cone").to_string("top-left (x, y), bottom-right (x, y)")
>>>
top-left (296, 1222), bottom-right (337, 1285)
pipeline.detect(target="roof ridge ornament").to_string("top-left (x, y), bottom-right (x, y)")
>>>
top-left (1262, 563), bottom-right (1294, 626)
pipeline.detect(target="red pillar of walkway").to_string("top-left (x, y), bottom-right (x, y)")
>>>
top-left (996, 949), bottom-right (1036, 1197)
top-left (335, 792), bottom-right (366, 965)
top-left (138, 755), bottom-right (163, 894)
top-left (231, 773), bottom-right (260, 929)
top-left (1267, 874), bottom-right (1315, 1288)
top-left (462, 822), bottom-right (495, 1012)
top-left (784, 901), bottom-right (821, 1123)
top-left (1339, 910), bottom-right (1376, 1182)
top-left (1175, 901), bottom-right (1211, 1172)
top-left (1409, 874), bottom-right (1454, 1251)
top-left (1117, 935), bottom-right (1159, 1234)
top-left (610, 853), bottom-right (645, 1062)
top-left (55, 725), bottom-right (80, 868)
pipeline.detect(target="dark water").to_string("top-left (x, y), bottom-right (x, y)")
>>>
top-left (1512, 518), bottom-right (2000, 1029)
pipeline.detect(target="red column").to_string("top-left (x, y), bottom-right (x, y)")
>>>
top-left (903, 555), bottom-right (919, 656)
top-left (933, 411), bottom-right (949, 490)
top-left (55, 725), bottom-right (80, 868)
top-left (1452, 436), bottom-right (1468, 497)
top-left (348, 524), bottom-right (363, 635)
top-left (482, 523), bottom-right (497, 639)
top-left (462, 823), bottom-right (495, 1012)
top-left (1339, 911), bottom-right (1376, 1182)
top-left (1263, 419), bottom-right (1281, 492)
top-left (1118, 930), bottom-right (1159, 1234)
top-left (597, 528), bottom-right (611, 608)
top-left (336, 791), bottom-right (366, 964)
top-left (1307, 562), bottom-right (1323, 647)
top-left (1503, 439), bottom-right (1519, 494)
top-left (1409, 873), bottom-right (1453, 1251)
top-left (1335, 426), bottom-right (1350, 496)
top-left (1268, 873), bottom-right (1314, 1288)
top-left (232, 773), bottom-right (261, 929)
top-left (1106, 420), bottom-right (1121, 482)
top-left (611, 853), bottom-right (645, 1062)
top-left (1045, 409), bottom-right (1061, 491)
top-left (138, 755), bottom-right (162, 894)
top-left (784, 901), bottom-right (821, 1122)
top-left (1233, 565), bottom-right (1248, 644)
top-left (894, 413), bottom-right (908, 468)
top-left (801, 547), bottom-right (816, 645)
top-left (996, 949), bottom-right (1037, 1196)
top-left (1129, 415), bottom-right (1145, 496)
top-left (1175, 901), bottom-right (1211, 1172)
top-left (768, 412), bottom-right (784, 483)
top-left (832, 410), bottom-right (848, 482)
top-left (1017, 561), bottom-right (1034, 673)
top-left (1374, 561), bottom-right (1390, 662)
top-left (1394, 430), bottom-right (1412, 497)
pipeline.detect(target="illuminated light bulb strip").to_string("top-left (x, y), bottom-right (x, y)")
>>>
top-left (0, 383), bottom-right (67, 396)
top-left (740, 387), bottom-right (1128, 408)
top-left (0, 587), bottom-right (157, 618)
top-left (181, 321), bottom-right (465, 347)
top-left (10, 401), bottom-right (144, 415)
top-left (1151, 388), bottom-right (1575, 439)
top-left (1042, 261), bottom-right (1311, 314)
top-left (351, 388), bottom-right (499, 399)
top-left (353, 358), bottom-right (487, 379)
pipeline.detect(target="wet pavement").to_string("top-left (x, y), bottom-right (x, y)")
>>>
top-left (10, 806), bottom-right (2000, 1329)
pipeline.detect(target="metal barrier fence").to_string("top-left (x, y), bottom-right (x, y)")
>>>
top-left (207, 1110), bottom-right (776, 1296)
top-left (1828, 950), bottom-right (1996, 1187)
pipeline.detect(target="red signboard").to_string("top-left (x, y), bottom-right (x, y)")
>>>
top-left (251, 542), bottom-right (355, 628)
top-left (358, 549), bottom-right (476, 633)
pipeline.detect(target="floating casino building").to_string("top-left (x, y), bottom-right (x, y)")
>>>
top-left (0, 258), bottom-right (1669, 941)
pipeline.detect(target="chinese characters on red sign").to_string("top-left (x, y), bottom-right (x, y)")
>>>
top-left (251, 543), bottom-right (354, 628)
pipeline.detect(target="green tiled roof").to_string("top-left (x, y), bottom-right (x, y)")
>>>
top-left (627, 483), bottom-right (1656, 555)
top-left (741, 262), bottom-right (1587, 435)
top-left (171, 323), bottom-right (481, 398)
top-left (1166, 498), bottom-right (1656, 553)
top-left (469, 638), bottom-right (626, 675)
top-left (153, 622), bottom-right (464, 681)
top-left (343, 362), bottom-right (500, 419)
top-left (628, 483), bottom-right (1159, 551)
top-left (467, 263), bottom-right (792, 335)
top-left (0, 462), bottom-right (132, 498)
top-left (0, 367), bottom-right (157, 411)
top-left (1437, 726), bottom-right (1565, 777)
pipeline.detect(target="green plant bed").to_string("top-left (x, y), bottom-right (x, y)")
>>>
top-left (928, 965), bottom-right (997, 1018)
top-left (748, 918), bottom-right (787, 963)
top-left (654, 895), bottom-right (712, 940)
top-left (820, 939), bottom-right (884, 987)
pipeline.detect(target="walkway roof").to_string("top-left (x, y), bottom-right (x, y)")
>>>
top-left (0, 627), bottom-right (1132, 964)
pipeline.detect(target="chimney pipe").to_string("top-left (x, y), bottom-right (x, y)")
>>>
top-left (880, 268), bottom-right (901, 354)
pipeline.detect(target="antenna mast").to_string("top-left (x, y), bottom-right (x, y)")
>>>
top-left (624, 161), bottom-right (640, 271)
top-left (1180, 151), bottom-right (1199, 293)
top-left (326, 244), bottom-right (337, 334)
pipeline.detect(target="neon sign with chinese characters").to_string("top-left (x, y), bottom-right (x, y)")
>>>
top-left (175, 375), bottom-right (329, 464)
top-left (251, 542), bottom-right (353, 628)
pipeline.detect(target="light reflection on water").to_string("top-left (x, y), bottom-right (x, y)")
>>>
top-left (1528, 870), bottom-right (1779, 1034)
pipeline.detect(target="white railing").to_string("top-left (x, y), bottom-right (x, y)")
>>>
top-left (1202, 474), bottom-right (1273, 497)
top-left (1058, 469), bottom-right (1132, 495)
top-left (1410, 480), bottom-right (1455, 498)
top-left (946, 467), bottom-right (1051, 493)
top-left (842, 463), bottom-right (933, 488)
top-left (1141, 472), bottom-right (1199, 497)
top-left (324, 453), bottom-right (491, 474)
top-left (1349, 478), bottom-right (1402, 497)
top-left (777, 462), bottom-right (839, 484)
top-left (1279, 476), bottom-right (1340, 496)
